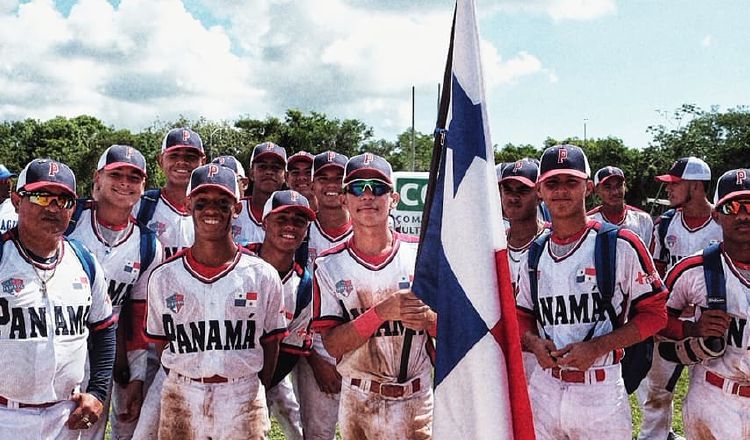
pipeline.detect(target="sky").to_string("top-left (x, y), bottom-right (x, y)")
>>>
top-left (1, 0), bottom-right (748, 150)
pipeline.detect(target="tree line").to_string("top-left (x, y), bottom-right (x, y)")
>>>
top-left (1, 104), bottom-right (747, 211)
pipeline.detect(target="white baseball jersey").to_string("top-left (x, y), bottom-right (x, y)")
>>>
top-left (0, 199), bottom-right (18, 234)
top-left (146, 248), bottom-right (287, 379)
top-left (306, 219), bottom-right (353, 273)
top-left (232, 198), bottom-right (265, 244)
top-left (665, 249), bottom-right (750, 382)
top-left (651, 209), bottom-right (722, 269)
top-left (507, 229), bottom-right (548, 294)
top-left (516, 221), bottom-right (665, 368)
top-left (312, 233), bottom-right (432, 382)
top-left (588, 204), bottom-right (654, 248)
top-left (0, 235), bottom-right (113, 404)
top-left (67, 205), bottom-right (163, 310)
top-left (133, 191), bottom-right (194, 259)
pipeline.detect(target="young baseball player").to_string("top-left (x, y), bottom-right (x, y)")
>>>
top-left (212, 155), bottom-right (249, 197)
top-left (233, 142), bottom-right (287, 244)
top-left (246, 190), bottom-right (317, 440)
top-left (658, 168), bottom-right (750, 439)
top-left (65, 145), bottom-right (163, 440)
top-left (312, 153), bottom-right (436, 439)
top-left (128, 127), bottom-right (205, 439)
top-left (145, 164), bottom-right (287, 440)
top-left (0, 164), bottom-right (18, 233)
top-left (516, 145), bottom-right (667, 440)
top-left (0, 158), bottom-right (115, 439)
top-left (640, 156), bottom-right (722, 440)
top-left (588, 166), bottom-right (654, 247)
top-left (286, 151), bottom-right (317, 211)
top-left (294, 150), bottom-right (352, 440)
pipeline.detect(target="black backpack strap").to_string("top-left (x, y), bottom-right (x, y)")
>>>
top-left (528, 229), bottom-right (552, 337)
top-left (137, 223), bottom-right (158, 273)
top-left (702, 243), bottom-right (727, 312)
top-left (294, 267), bottom-right (313, 319)
top-left (64, 198), bottom-right (92, 236)
top-left (657, 209), bottom-right (676, 262)
top-left (594, 222), bottom-right (620, 327)
top-left (136, 189), bottom-right (161, 226)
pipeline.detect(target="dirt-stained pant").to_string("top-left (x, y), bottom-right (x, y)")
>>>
top-left (158, 373), bottom-right (270, 440)
top-left (339, 375), bottom-right (433, 440)
top-left (266, 375), bottom-right (303, 440)
top-left (0, 400), bottom-right (81, 440)
top-left (131, 367), bottom-right (165, 440)
top-left (292, 356), bottom-right (340, 440)
top-left (110, 347), bottom-right (161, 440)
top-left (636, 341), bottom-right (682, 440)
top-left (528, 364), bottom-right (631, 440)
top-left (683, 365), bottom-right (750, 440)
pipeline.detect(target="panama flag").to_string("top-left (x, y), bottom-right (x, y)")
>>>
top-left (411, 1), bottom-right (535, 439)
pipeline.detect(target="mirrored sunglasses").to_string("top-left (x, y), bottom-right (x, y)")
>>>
top-left (345, 179), bottom-right (392, 197)
top-left (718, 199), bottom-right (750, 216)
top-left (18, 191), bottom-right (75, 209)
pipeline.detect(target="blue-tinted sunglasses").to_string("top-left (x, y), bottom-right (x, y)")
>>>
top-left (345, 179), bottom-right (392, 197)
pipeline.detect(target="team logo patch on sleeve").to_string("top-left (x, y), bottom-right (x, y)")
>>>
top-left (335, 280), bottom-right (354, 296)
top-left (166, 293), bottom-right (185, 313)
top-left (124, 261), bottom-right (141, 273)
top-left (148, 221), bottom-right (167, 236)
top-left (576, 267), bottom-right (596, 283)
top-left (2, 278), bottom-right (24, 295)
top-left (234, 291), bottom-right (258, 307)
top-left (666, 235), bottom-right (677, 248)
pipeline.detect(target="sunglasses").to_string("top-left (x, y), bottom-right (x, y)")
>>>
top-left (345, 179), bottom-right (392, 197)
top-left (18, 191), bottom-right (75, 209)
top-left (718, 199), bottom-right (750, 215)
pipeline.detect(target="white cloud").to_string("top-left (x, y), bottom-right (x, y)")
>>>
top-left (486, 0), bottom-right (616, 21)
top-left (701, 34), bottom-right (713, 47)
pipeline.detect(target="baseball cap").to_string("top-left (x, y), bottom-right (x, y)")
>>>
top-left (187, 164), bottom-right (240, 202)
top-left (313, 151), bottom-right (348, 177)
top-left (16, 158), bottom-right (77, 197)
top-left (0, 165), bottom-right (16, 180)
top-left (287, 151), bottom-right (315, 168)
top-left (161, 128), bottom-right (204, 155)
top-left (500, 158), bottom-right (540, 187)
top-left (262, 190), bottom-right (316, 221)
top-left (97, 145), bottom-right (147, 176)
top-left (251, 142), bottom-right (287, 166)
top-left (343, 153), bottom-right (393, 186)
top-left (594, 166), bottom-right (625, 186)
top-left (212, 155), bottom-right (246, 179)
top-left (655, 157), bottom-right (711, 183)
top-left (538, 144), bottom-right (590, 182)
top-left (714, 169), bottom-right (750, 206)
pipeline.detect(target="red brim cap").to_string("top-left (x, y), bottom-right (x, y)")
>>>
top-left (188, 183), bottom-right (239, 202)
top-left (163, 145), bottom-right (205, 156)
top-left (716, 190), bottom-right (750, 207)
top-left (500, 176), bottom-right (536, 188)
top-left (596, 174), bottom-right (625, 186)
top-left (655, 174), bottom-right (682, 183)
top-left (23, 182), bottom-right (77, 197)
top-left (103, 162), bottom-right (147, 176)
top-left (265, 205), bottom-right (316, 221)
top-left (313, 162), bottom-right (345, 177)
top-left (538, 169), bottom-right (589, 183)
top-left (344, 169), bottom-right (392, 185)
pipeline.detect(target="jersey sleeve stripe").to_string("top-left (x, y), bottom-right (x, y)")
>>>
top-left (663, 254), bottom-right (704, 290)
top-left (311, 317), bottom-right (345, 330)
top-left (89, 313), bottom-right (117, 331)
top-left (260, 328), bottom-right (289, 342)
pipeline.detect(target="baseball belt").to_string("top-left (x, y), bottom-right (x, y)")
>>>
top-left (350, 377), bottom-right (421, 398)
top-left (0, 396), bottom-right (59, 409)
top-left (550, 367), bottom-right (607, 384)
top-left (167, 369), bottom-right (230, 384)
top-left (705, 371), bottom-right (750, 398)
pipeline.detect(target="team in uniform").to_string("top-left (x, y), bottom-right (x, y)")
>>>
top-left (2, 123), bottom-right (748, 440)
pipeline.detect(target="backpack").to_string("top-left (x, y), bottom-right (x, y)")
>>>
top-left (656, 209), bottom-right (677, 262)
top-left (527, 222), bottom-right (653, 394)
top-left (136, 189), bottom-right (161, 228)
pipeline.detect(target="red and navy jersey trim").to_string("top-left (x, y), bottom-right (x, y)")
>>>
top-left (159, 192), bottom-right (189, 216)
top-left (181, 247), bottom-right (243, 284)
top-left (313, 219), bottom-right (353, 242)
top-left (90, 313), bottom-right (118, 331)
top-left (261, 328), bottom-right (289, 342)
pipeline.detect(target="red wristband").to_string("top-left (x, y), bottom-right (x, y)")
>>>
top-left (352, 307), bottom-right (385, 339)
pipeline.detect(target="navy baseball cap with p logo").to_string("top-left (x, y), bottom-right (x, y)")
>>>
top-left (714, 168), bottom-right (750, 206)
top-left (161, 128), bottom-right (204, 155)
top-left (313, 151), bottom-right (348, 177)
top-left (262, 190), bottom-right (316, 221)
top-left (251, 142), bottom-right (287, 166)
top-left (594, 166), bottom-right (625, 186)
top-left (655, 156), bottom-right (711, 183)
top-left (343, 153), bottom-right (393, 186)
top-left (212, 155), bottom-right (246, 179)
top-left (16, 158), bottom-right (77, 197)
top-left (97, 145), bottom-right (147, 176)
top-left (538, 144), bottom-right (590, 182)
top-left (500, 158), bottom-right (540, 187)
top-left (287, 151), bottom-right (315, 167)
top-left (187, 164), bottom-right (240, 202)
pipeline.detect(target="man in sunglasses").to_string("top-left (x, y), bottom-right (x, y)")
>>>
top-left (145, 164), bottom-right (287, 439)
top-left (0, 164), bottom-right (18, 233)
top-left (312, 153), bottom-right (436, 439)
top-left (0, 158), bottom-right (115, 439)
top-left (657, 168), bottom-right (750, 439)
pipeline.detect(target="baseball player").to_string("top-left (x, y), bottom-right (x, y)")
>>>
top-left (588, 166), bottom-right (653, 247)
top-left (0, 158), bottom-right (115, 439)
top-left (515, 145), bottom-right (667, 439)
top-left (658, 168), bottom-right (750, 439)
top-left (312, 153), bottom-right (436, 439)
top-left (128, 127), bottom-right (205, 439)
top-left (65, 145), bottom-right (163, 440)
top-left (286, 151), bottom-right (317, 211)
top-left (0, 164), bottom-right (18, 233)
top-left (246, 190), bottom-right (317, 440)
top-left (294, 150), bottom-right (352, 440)
top-left (145, 164), bottom-right (287, 440)
top-left (233, 142), bottom-right (287, 244)
top-left (212, 155), bottom-right (249, 197)
top-left (639, 156), bottom-right (722, 440)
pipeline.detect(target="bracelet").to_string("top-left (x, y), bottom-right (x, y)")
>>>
top-left (352, 307), bottom-right (385, 339)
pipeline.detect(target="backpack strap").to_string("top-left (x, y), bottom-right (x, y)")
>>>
top-left (294, 227), bottom-right (311, 269)
top-left (594, 222), bottom-right (621, 331)
top-left (137, 223), bottom-right (158, 273)
top-left (657, 209), bottom-right (677, 262)
top-left (528, 229), bottom-right (552, 338)
top-left (64, 199), bottom-right (92, 236)
top-left (702, 243), bottom-right (727, 312)
top-left (66, 237), bottom-right (97, 285)
top-left (136, 189), bottom-right (161, 226)
top-left (294, 267), bottom-right (313, 319)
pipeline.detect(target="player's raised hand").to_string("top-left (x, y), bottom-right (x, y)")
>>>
top-left (374, 290), bottom-right (408, 321)
top-left (552, 340), bottom-right (604, 371)
top-left (692, 310), bottom-right (731, 338)
top-left (525, 335), bottom-right (559, 369)
top-left (67, 392), bottom-right (104, 430)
